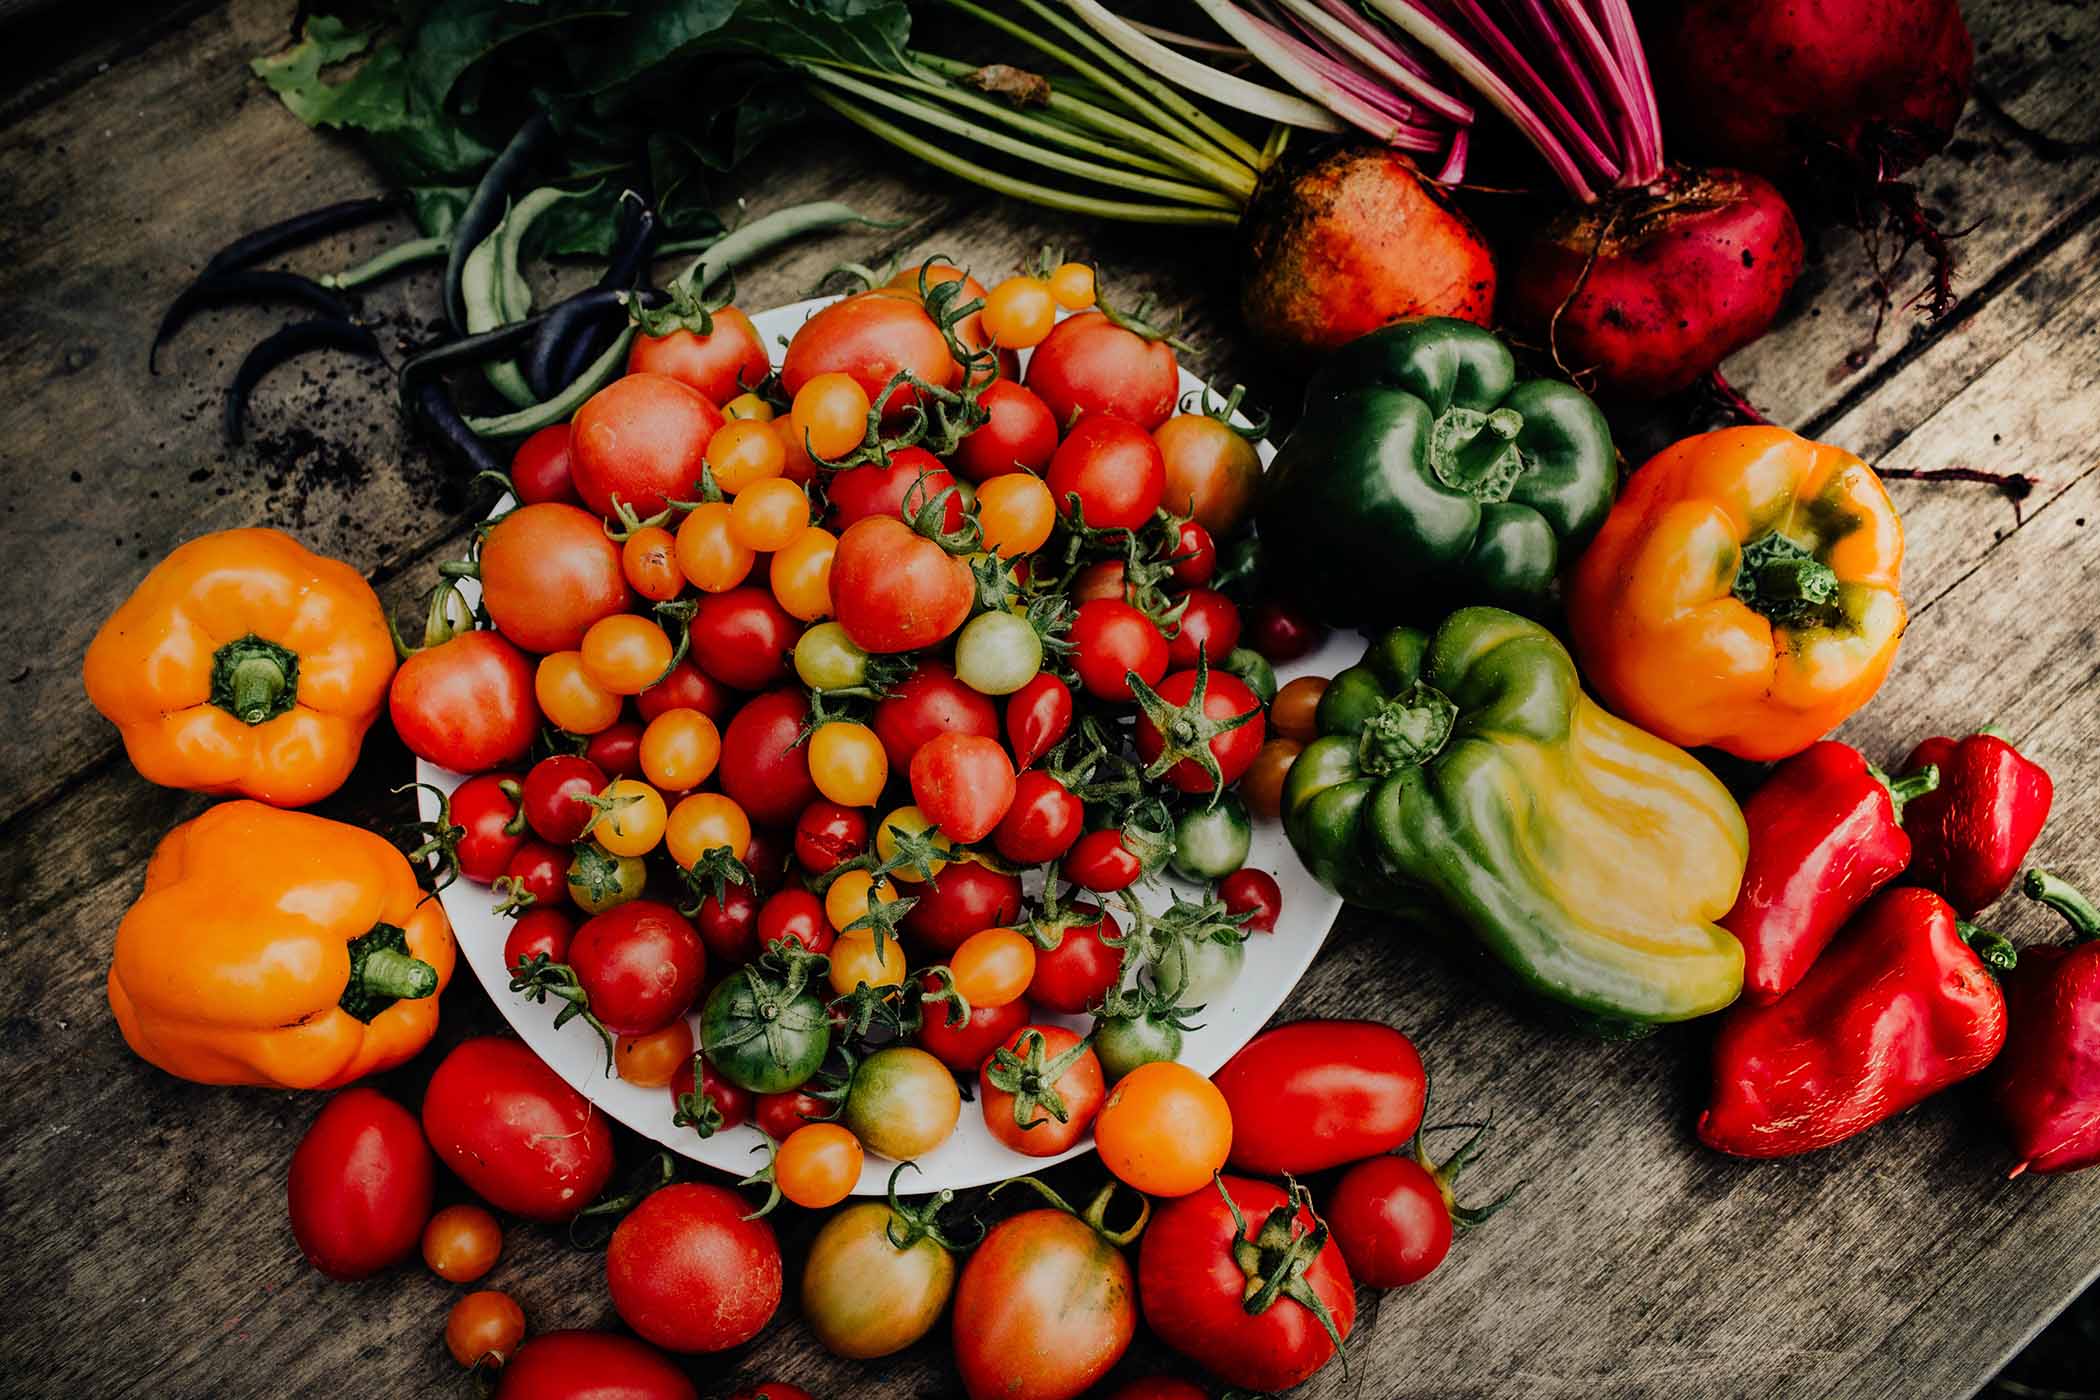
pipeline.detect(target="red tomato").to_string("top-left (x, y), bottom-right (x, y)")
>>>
top-left (1211, 1020), bottom-right (1426, 1175)
top-left (780, 289), bottom-right (959, 422)
top-left (1244, 600), bottom-right (1324, 663)
top-left (390, 632), bottom-right (537, 773)
top-left (793, 801), bottom-right (869, 873)
top-left (900, 859), bottom-right (1024, 955)
top-left (1069, 600), bottom-right (1168, 703)
top-left (918, 988), bottom-right (1033, 1073)
top-left (286, 1089), bottom-right (433, 1281)
top-left (670, 1051), bottom-right (753, 1135)
top-left (952, 379), bottom-right (1058, 481)
top-left (719, 690), bottom-right (821, 827)
top-left (742, 824), bottom-right (792, 895)
top-left (638, 659), bottom-right (735, 724)
top-left (1165, 588), bottom-right (1241, 669)
top-left (754, 1088), bottom-right (835, 1142)
top-left (1327, 1153), bottom-right (1454, 1287)
top-left (585, 721), bottom-right (646, 781)
top-left (1046, 416), bottom-right (1166, 531)
top-left (1220, 868), bottom-right (1283, 934)
top-left (1026, 903), bottom-right (1123, 1014)
top-left (693, 882), bottom-right (762, 967)
top-left (627, 308), bottom-right (769, 404)
top-left (502, 840), bottom-right (571, 910)
top-left (1166, 519), bottom-right (1217, 587)
top-left (826, 446), bottom-right (963, 532)
top-left (1139, 1176), bottom-right (1356, 1392)
top-left (1133, 667), bottom-right (1265, 793)
top-left (1025, 310), bottom-right (1179, 430)
top-left (504, 908), bottom-right (576, 968)
top-left (521, 754), bottom-right (607, 845)
top-left (908, 732), bottom-right (1017, 844)
top-left (952, 1194), bottom-right (1136, 1400)
top-left (689, 587), bottom-right (799, 691)
top-left (480, 503), bottom-right (633, 654)
top-left (1105, 1383), bottom-right (1206, 1400)
top-left (873, 662), bottom-right (1000, 772)
top-left (757, 887), bottom-right (835, 957)
top-left (1005, 673), bottom-right (1072, 769)
top-left (1071, 559), bottom-right (1132, 605)
top-left (447, 772), bottom-right (527, 884)
top-left (831, 515), bottom-right (974, 654)
top-left (993, 770), bottom-right (1086, 865)
top-left (494, 1330), bottom-right (697, 1400)
top-left (1061, 828), bottom-right (1145, 894)
top-left (422, 1037), bottom-right (615, 1221)
top-left (979, 1024), bottom-right (1105, 1156)
top-left (571, 372), bottom-right (725, 519)
top-left (510, 423), bottom-right (578, 506)
top-left (570, 900), bottom-right (705, 1035)
top-left (607, 1182), bottom-right (782, 1353)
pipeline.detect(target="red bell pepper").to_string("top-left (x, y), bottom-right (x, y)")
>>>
top-left (1699, 887), bottom-right (2014, 1159)
top-left (1721, 741), bottom-right (1938, 1005)
top-left (1994, 869), bottom-right (2100, 1177)
top-left (1898, 728), bottom-right (2052, 916)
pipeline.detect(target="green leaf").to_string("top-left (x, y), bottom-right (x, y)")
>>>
top-left (576, 0), bottom-right (913, 93)
top-left (251, 16), bottom-right (497, 181)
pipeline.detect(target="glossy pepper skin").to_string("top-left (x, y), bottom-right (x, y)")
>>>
top-left (1899, 729), bottom-right (2053, 916)
top-left (1993, 871), bottom-right (2100, 1176)
top-left (1283, 608), bottom-right (1748, 1030)
top-left (84, 528), bottom-right (396, 806)
top-left (1257, 318), bottom-right (1616, 622)
top-left (109, 801), bottom-right (456, 1089)
top-left (1699, 887), bottom-right (2011, 1158)
top-left (1568, 427), bottom-right (1906, 761)
top-left (1722, 741), bottom-right (1938, 1005)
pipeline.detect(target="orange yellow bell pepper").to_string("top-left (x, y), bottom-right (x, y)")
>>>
top-left (1567, 426), bottom-right (1905, 761)
top-left (83, 528), bottom-right (395, 806)
top-left (109, 801), bottom-right (456, 1089)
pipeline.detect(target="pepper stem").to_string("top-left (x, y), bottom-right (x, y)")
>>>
top-left (1358, 683), bottom-right (1458, 776)
top-left (2024, 868), bottom-right (2100, 945)
top-left (1732, 533), bottom-right (1840, 628)
top-left (209, 635), bottom-right (301, 725)
top-left (1955, 920), bottom-right (2019, 973)
top-left (338, 923), bottom-right (439, 1023)
top-left (1882, 764), bottom-right (1940, 823)
top-left (1428, 407), bottom-right (1526, 502)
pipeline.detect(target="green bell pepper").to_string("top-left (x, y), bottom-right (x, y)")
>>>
top-left (1284, 608), bottom-right (1748, 1030)
top-left (1257, 317), bottom-right (1616, 622)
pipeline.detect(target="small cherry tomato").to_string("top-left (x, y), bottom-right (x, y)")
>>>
top-left (676, 500), bottom-right (756, 594)
top-left (755, 1089), bottom-right (834, 1142)
top-left (627, 308), bottom-right (771, 405)
top-left (723, 391), bottom-right (773, 421)
top-left (535, 651), bottom-right (622, 735)
top-left (422, 1202), bottom-right (502, 1283)
top-left (287, 1089), bottom-right (433, 1281)
top-left (758, 887), bottom-right (835, 957)
top-left (587, 778), bottom-right (668, 857)
top-left (503, 840), bottom-right (572, 911)
top-left (566, 843), bottom-right (649, 915)
top-left (1026, 901), bottom-right (1124, 1012)
top-left (510, 423), bottom-right (578, 506)
top-left (1027, 309), bottom-right (1179, 430)
top-left (582, 615), bottom-right (676, 697)
top-left (770, 525), bottom-right (837, 621)
top-left (446, 1289), bottom-right (527, 1367)
top-left (1061, 828), bottom-right (1144, 895)
top-left (872, 661), bottom-right (1000, 772)
top-left (447, 772), bottom-right (527, 885)
top-left (873, 804), bottom-right (952, 883)
top-left (1094, 1061), bottom-right (1233, 1197)
top-left (1239, 738), bottom-right (1301, 822)
top-left (994, 769), bottom-right (1086, 865)
top-left (1006, 673), bottom-right (1073, 769)
top-left (826, 869), bottom-right (899, 934)
top-left (1155, 410), bottom-right (1262, 535)
top-left (622, 525), bottom-right (685, 602)
top-left (1133, 667), bottom-right (1267, 794)
top-left (1047, 415), bottom-right (1166, 531)
top-left (979, 1024), bottom-right (1105, 1157)
top-left (638, 659), bottom-right (734, 724)
top-left (951, 379), bottom-right (1058, 482)
top-left (1166, 518), bottom-right (1218, 586)
top-left (671, 1052), bottom-right (753, 1137)
top-left (693, 881), bottom-right (763, 967)
top-left (900, 859), bottom-right (1026, 954)
top-left (953, 610), bottom-right (1044, 697)
top-left (829, 930), bottom-right (908, 995)
top-left (983, 275), bottom-right (1058, 349)
top-left (1070, 599), bottom-right (1168, 702)
top-left (918, 988), bottom-right (1032, 1073)
top-left (976, 472), bottom-right (1057, 558)
top-left (809, 720), bottom-right (889, 807)
top-left (665, 791), bottom-right (751, 870)
top-left (791, 372), bottom-right (872, 460)
top-left (569, 900), bottom-right (706, 1035)
top-left (1049, 261), bottom-right (1096, 310)
top-left (640, 708), bottom-right (723, 793)
top-left (617, 1018), bottom-right (696, 1088)
top-left (586, 721), bottom-right (647, 780)
top-left (729, 476), bottom-right (811, 551)
top-left (951, 927), bottom-right (1036, 1008)
top-left (776, 1123), bottom-right (864, 1208)
top-left (691, 589), bottom-right (800, 693)
top-left (1271, 675), bottom-right (1328, 742)
top-left (1165, 587), bottom-right (1241, 669)
top-left (1220, 867), bottom-right (1284, 934)
top-left (909, 733), bottom-right (1018, 845)
top-left (794, 801), bottom-right (869, 874)
top-left (704, 416), bottom-right (787, 494)
top-left (1245, 599), bottom-right (1324, 662)
top-left (1326, 1153), bottom-right (1455, 1287)
top-left (504, 908), bottom-right (576, 970)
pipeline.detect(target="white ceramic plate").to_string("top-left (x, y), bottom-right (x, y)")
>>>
top-left (418, 295), bottom-right (1357, 1193)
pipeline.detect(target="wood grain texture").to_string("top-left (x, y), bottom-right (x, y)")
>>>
top-left (1, 1), bottom-right (2097, 1397)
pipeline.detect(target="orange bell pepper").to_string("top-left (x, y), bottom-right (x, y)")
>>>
top-left (1567, 426), bottom-right (1905, 761)
top-left (109, 801), bottom-right (456, 1089)
top-left (83, 528), bottom-right (395, 806)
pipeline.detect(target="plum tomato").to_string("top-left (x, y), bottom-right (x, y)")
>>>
top-left (422, 1037), bottom-right (616, 1222)
top-left (626, 307), bottom-right (770, 405)
top-left (1025, 309), bottom-right (1179, 430)
top-left (1070, 599), bottom-right (1168, 703)
top-left (951, 379), bottom-right (1057, 481)
top-left (1327, 1153), bottom-right (1456, 1288)
top-left (831, 515), bottom-right (974, 654)
top-left (1026, 901), bottom-right (1124, 1013)
top-left (1094, 1061), bottom-right (1233, 1197)
top-left (494, 1332), bottom-right (695, 1400)
top-left (689, 586), bottom-right (799, 691)
top-left (287, 1088), bottom-right (433, 1281)
top-left (901, 859), bottom-right (1024, 955)
top-left (757, 887), bottom-right (835, 957)
top-left (422, 1202), bottom-right (502, 1284)
top-left (510, 423), bottom-right (578, 506)
top-left (872, 661), bottom-right (999, 773)
top-left (1165, 587), bottom-right (1241, 669)
top-left (918, 986), bottom-right (1033, 1073)
top-left (909, 732), bottom-right (1017, 844)
top-left (979, 1024), bottom-right (1106, 1157)
top-left (568, 900), bottom-right (705, 1036)
top-left (480, 503), bottom-right (633, 654)
top-left (949, 927), bottom-right (1037, 1008)
top-left (571, 372), bottom-right (725, 519)
top-left (390, 631), bottom-right (537, 773)
top-left (1211, 1020), bottom-right (1426, 1175)
top-left (718, 689), bottom-right (821, 828)
top-left (1047, 415), bottom-right (1166, 531)
top-left (1132, 665), bottom-right (1266, 794)
top-left (769, 524), bottom-right (837, 622)
top-left (606, 1182), bottom-right (782, 1352)
top-left (1005, 673), bottom-right (1073, 769)
top-left (446, 772), bottom-right (527, 885)
top-left (1220, 867), bottom-right (1284, 934)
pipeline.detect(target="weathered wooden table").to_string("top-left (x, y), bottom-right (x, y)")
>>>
top-left (4, 3), bottom-right (2097, 1397)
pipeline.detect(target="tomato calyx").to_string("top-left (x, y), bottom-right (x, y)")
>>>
top-left (1093, 283), bottom-right (1196, 356)
top-left (672, 1052), bottom-right (731, 1139)
top-left (829, 979), bottom-right (915, 1042)
top-left (915, 963), bottom-right (974, 1031)
top-left (508, 950), bottom-right (618, 1074)
top-left (489, 873), bottom-right (539, 916)
top-left (1220, 1176), bottom-right (1349, 1363)
top-left (737, 1132), bottom-right (792, 1220)
top-left (630, 274), bottom-right (734, 339)
top-left (677, 846), bottom-right (754, 918)
top-left (985, 1026), bottom-right (1098, 1131)
top-left (601, 492), bottom-right (677, 542)
top-left (1411, 1114), bottom-right (1525, 1231)
top-left (1128, 650), bottom-right (1261, 804)
top-left (338, 921), bottom-right (441, 1023)
top-left (990, 1175), bottom-right (1151, 1248)
top-left (1107, 887), bottom-right (1249, 1003)
top-left (388, 572), bottom-right (478, 661)
top-left (395, 780), bottom-right (468, 891)
top-left (1182, 379), bottom-right (1272, 441)
top-left (881, 1161), bottom-right (984, 1253)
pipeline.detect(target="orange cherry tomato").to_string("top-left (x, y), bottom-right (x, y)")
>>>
top-left (1049, 261), bottom-right (1096, 310)
top-left (590, 778), bottom-right (667, 857)
top-left (774, 416), bottom-right (820, 484)
top-left (873, 804), bottom-right (952, 883)
top-left (829, 930), bottom-right (908, 996)
top-left (1270, 676), bottom-right (1328, 742)
top-left (422, 1203), bottom-right (502, 1283)
top-left (621, 525), bottom-right (685, 603)
top-left (706, 417), bottom-right (788, 495)
top-left (808, 721), bottom-right (888, 807)
top-left (535, 651), bottom-right (623, 734)
top-left (791, 373), bottom-right (872, 461)
top-left (640, 708), bottom-right (722, 791)
top-left (982, 276), bottom-right (1058, 349)
top-left (581, 614), bottom-right (676, 696)
top-left (729, 477), bottom-right (812, 552)
top-left (770, 525), bottom-right (837, 622)
top-left (723, 391), bottom-right (775, 422)
top-left (445, 1289), bottom-right (527, 1367)
top-left (615, 1019), bottom-right (695, 1088)
top-left (1093, 1060), bottom-right (1233, 1197)
top-left (950, 927), bottom-right (1036, 1008)
top-left (825, 869), bottom-right (898, 934)
top-left (976, 473), bottom-right (1056, 559)
top-left (775, 1123), bottom-right (862, 1209)
top-left (1239, 737), bottom-right (1302, 822)
top-left (676, 501), bottom-right (756, 593)
top-left (665, 792), bottom-right (752, 869)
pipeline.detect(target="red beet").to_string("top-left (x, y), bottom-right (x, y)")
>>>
top-left (1503, 165), bottom-right (1805, 399)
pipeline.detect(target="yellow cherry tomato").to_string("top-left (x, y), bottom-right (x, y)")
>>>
top-left (829, 930), bottom-right (909, 996)
top-left (1049, 261), bottom-right (1096, 310)
top-left (581, 614), bottom-right (675, 696)
top-left (792, 372), bottom-right (872, 460)
top-left (705, 417), bottom-right (787, 495)
top-left (621, 525), bottom-right (685, 603)
top-left (825, 869), bottom-right (898, 934)
top-left (722, 391), bottom-right (775, 422)
top-left (770, 525), bottom-right (837, 622)
top-left (950, 927), bottom-right (1036, 1008)
top-left (975, 473), bottom-right (1056, 558)
top-left (665, 791), bottom-right (752, 869)
top-left (808, 721), bottom-right (888, 807)
top-left (534, 651), bottom-right (622, 734)
top-left (982, 276), bottom-right (1058, 349)
top-left (590, 778), bottom-right (667, 857)
top-left (874, 804), bottom-right (951, 883)
top-left (615, 1019), bottom-right (694, 1088)
top-left (1094, 1061), bottom-right (1233, 1197)
top-left (728, 476), bottom-right (812, 552)
top-left (675, 500), bottom-right (755, 593)
top-left (640, 708), bottom-right (722, 792)
top-left (776, 1122), bottom-right (863, 1208)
